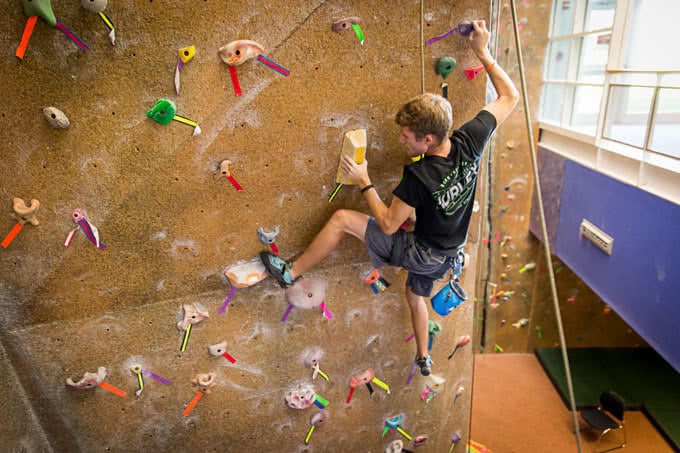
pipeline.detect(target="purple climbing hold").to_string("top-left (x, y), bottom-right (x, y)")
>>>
top-left (458, 21), bottom-right (474, 36)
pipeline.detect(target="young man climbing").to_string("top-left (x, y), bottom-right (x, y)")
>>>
top-left (261, 20), bottom-right (518, 376)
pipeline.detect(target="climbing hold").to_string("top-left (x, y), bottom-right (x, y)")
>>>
top-left (43, 107), bottom-right (70, 129)
top-left (428, 320), bottom-right (442, 337)
top-left (310, 410), bottom-right (328, 427)
top-left (414, 435), bottom-right (428, 447)
top-left (64, 209), bottom-right (106, 250)
top-left (436, 56), bottom-right (457, 79)
top-left (303, 347), bottom-right (323, 369)
top-left (284, 278), bottom-right (327, 309)
top-left (177, 45), bottom-right (196, 63)
top-left (176, 303), bottom-right (209, 331)
top-left (464, 65), bottom-right (485, 81)
top-left (146, 99), bottom-right (176, 125)
top-left (224, 257), bottom-right (267, 288)
top-left (285, 383), bottom-right (317, 409)
top-left (207, 341), bottom-right (228, 357)
top-left (385, 440), bottom-right (404, 453)
top-left (81, 0), bottom-right (107, 13)
top-left (349, 368), bottom-right (375, 388)
top-left (66, 367), bottom-right (106, 389)
top-left (364, 268), bottom-right (390, 293)
top-left (218, 40), bottom-right (264, 66)
top-left (12, 198), bottom-right (40, 226)
top-left (257, 225), bottom-right (280, 248)
top-left (448, 334), bottom-right (471, 359)
top-left (191, 372), bottom-right (216, 392)
top-left (457, 21), bottom-right (474, 36)
top-left (1, 198), bottom-right (40, 249)
top-left (519, 262), bottom-right (536, 273)
top-left (175, 45), bottom-right (195, 94)
top-left (220, 160), bottom-right (244, 191)
top-left (426, 21), bottom-right (474, 46)
top-left (22, 0), bottom-right (56, 27)
top-left (331, 17), bottom-right (361, 33)
top-left (305, 410), bottom-right (329, 445)
top-left (512, 318), bottom-right (529, 328)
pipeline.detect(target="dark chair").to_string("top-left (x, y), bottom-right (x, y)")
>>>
top-left (580, 391), bottom-right (627, 452)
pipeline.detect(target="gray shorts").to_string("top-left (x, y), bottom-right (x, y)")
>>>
top-left (364, 218), bottom-right (454, 297)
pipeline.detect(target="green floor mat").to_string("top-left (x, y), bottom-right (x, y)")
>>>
top-left (535, 347), bottom-right (680, 450)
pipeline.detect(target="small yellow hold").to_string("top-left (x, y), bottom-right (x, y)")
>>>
top-left (506, 140), bottom-right (516, 149)
top-left (178, 45), bottom-right (196, 63)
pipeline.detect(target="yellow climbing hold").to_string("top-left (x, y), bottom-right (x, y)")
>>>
top-left (178, 45), bottom-right (196, 63)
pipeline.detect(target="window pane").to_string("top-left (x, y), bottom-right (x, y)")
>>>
top-left (571, 86), bottom-right (602, 135)
top-left (546, 39), bottom-right (571, 80)
top-left (649, 88), bottom-right (680, 158)
top-left (551, 0), bottom-right (576, 36)
top-left (577, 34), bottom-right (609, 83)
top-left (624, 0), bottom-right (680, 70)
top-left (603, 86), bottom-right (655, 148)
top-left (584, 0), bottom-right (615, 31)
top-left (540, 84), bottom-right (566, 124)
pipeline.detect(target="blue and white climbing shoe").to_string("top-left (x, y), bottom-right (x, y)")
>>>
top-left (416, 355), bottom-right (433, 376)
top-left (260, 251), bottom-right (296, 288)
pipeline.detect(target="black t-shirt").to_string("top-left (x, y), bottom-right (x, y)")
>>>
top-left (393, 110), bottom-right (497, 252)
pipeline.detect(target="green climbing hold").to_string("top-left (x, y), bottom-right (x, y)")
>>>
top-left (428, 320), bottom-right (442, 337)
top-left (146, 99), bottom-right (177, 126)
top-left (436, 56), bottom-right (457, 79)
top-left (22, 0), bottom-right (57, 27)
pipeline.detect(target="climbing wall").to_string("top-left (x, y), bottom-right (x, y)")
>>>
top-left (477, 0), bottom-right (649, 356)
top-left (528, 253), bottom-right (648, 350)
top-left (474, 0), bottom-right (547, 354)
top-left (0, 1), bottom-right (489, 450)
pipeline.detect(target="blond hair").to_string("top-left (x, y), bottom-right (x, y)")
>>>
top-left (395, 93), bottom-right (453, 145)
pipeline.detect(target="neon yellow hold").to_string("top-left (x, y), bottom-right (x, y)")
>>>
top-left (178, 45), bottom-right (196, 63)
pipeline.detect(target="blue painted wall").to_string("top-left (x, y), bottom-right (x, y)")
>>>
top-left (532, 150), bottom-right (680, 372)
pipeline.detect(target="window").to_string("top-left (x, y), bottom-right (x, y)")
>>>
top-left (540, 0), bottom-right (613, 132)
top-left (539, 0), bottom-right (680, 200)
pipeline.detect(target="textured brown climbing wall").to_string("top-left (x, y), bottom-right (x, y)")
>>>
top-left (0, 0), bottom-right (490, 451)
top-left (476, 0), bottom-right (647, 356)
top-left (474, 0), bottom-right (548, 354)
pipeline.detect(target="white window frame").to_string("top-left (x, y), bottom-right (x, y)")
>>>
top-left (538, 0), bottom-right (680, 205)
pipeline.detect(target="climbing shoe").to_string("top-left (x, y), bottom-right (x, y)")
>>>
top-left (416, 355), bottom-right (433, 376)
top-left (260, 251), bottom-right (296, 288)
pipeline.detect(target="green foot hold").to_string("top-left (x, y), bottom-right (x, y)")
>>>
top-left (22, 0), bottom-right (56, 27)
top-left (436, 56), bottom-right (457, 79)
top-left (146, 99), bottom-right (177, 125)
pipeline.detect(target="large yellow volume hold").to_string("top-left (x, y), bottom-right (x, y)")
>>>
top-left (335, 128), bottom-right (367, 185)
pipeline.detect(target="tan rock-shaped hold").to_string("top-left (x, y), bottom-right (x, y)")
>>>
top-left (81, 0), bottom-right (107, 13)
top-left (207, 341), bottom-right (228, 357)
top-left (12, 198), bottom-right (40, 225)
top-left (43, 107), bottom-right (70, 129)
top-left (332, 17), bottom-right (361, 33)
top-left (385, 439), bottom-right (403, 453)
top-left (176, 303), bottom-right (209, 331)
top-left (191, 372), bottom-right (216, 392)
top-left (218, 40), bottom-right (264, 66)
top-left (224, 257), bottom-right (267, 288)
top-left (284, 278), bottom-right (327, 309)
top-left (66, 366), bottom-right (106, 389)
